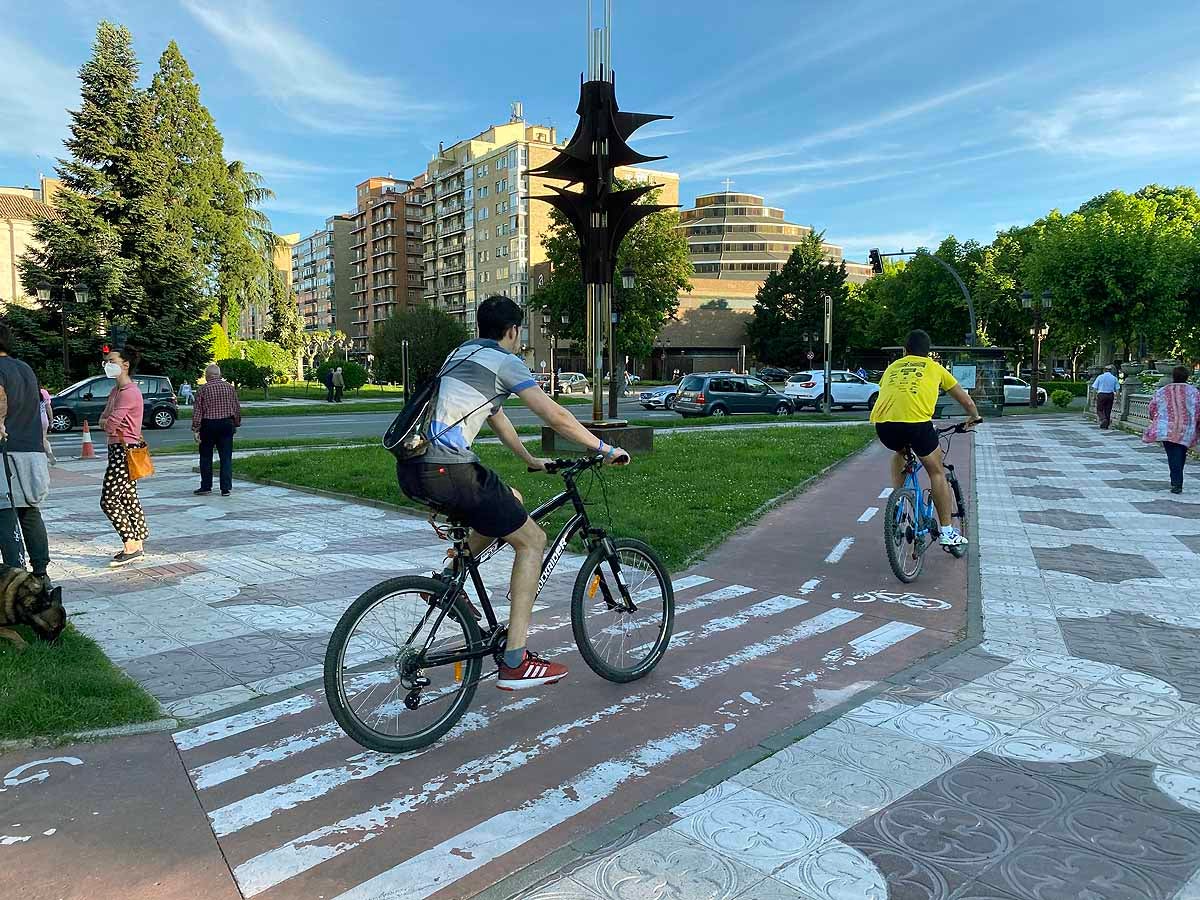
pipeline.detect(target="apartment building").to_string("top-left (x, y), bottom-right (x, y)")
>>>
top-left (648, 190), bottom-right (874, 376)
top-left (238, 232), bottom-right (300, 340)
top-left (293, 215), bottom-right (353, 333)
top-left (348, 176), bottom-right (425, 355)
top-left (419, 107), bottom-right (679, 340)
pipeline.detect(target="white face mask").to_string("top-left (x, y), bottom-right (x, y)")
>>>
top-left (103, 362), bottom-right (122, 379)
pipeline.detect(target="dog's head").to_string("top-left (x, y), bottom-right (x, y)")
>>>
top-left (19, 583), bottom-right (65, 642)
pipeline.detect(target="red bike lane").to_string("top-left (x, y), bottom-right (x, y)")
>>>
top-left (5, 435), bottom-right (972, 900)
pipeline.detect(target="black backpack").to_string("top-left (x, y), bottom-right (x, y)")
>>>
top-left (382, 346), bottom-right (503, 463)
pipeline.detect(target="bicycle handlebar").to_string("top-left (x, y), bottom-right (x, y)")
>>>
top-left (529, 455), bottom-right (605, 475)
top-left (937, 417), bottom-right (983, 436)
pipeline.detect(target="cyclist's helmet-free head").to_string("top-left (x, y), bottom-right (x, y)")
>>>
top-left (905, 329), bottom-right (932, 357)
top-left (478, 295), bottom-right (524, 344)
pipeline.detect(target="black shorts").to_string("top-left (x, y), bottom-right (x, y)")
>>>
top-left (396, 460), bottom-right (528, 538)
top-left (875, 421), bottom-right (939, 458)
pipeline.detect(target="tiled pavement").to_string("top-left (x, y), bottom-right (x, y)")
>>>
top-left (46, 455), bottom-right (583, 719)
top-left (511, 419), bottom-right (1200, 900)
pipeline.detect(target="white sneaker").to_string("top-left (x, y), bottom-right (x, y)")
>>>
top-left (939, 530), bottom-right (968, 548)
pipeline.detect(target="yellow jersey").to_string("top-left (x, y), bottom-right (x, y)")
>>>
top-left (869, 355), bottom-right (958, 423)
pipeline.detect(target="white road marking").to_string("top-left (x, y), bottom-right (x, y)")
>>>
top-left (229, 607), bottom-right (863, 894)
top-left (799, 578), bottom-right (821, 594)
top-left (326, 725), bottom-right (717, 900)
top-left (175, 695), bottom-right (317, 751)
top-left (849, 621), bottom-right (923, 655)
top-left (191, 722), bottom-right (343, 790)
top-left (857, 507), bottom-right (879, 523)
top-left (824, 537), bottom-right (855, 563)
top-left (878, 487), bottom-right (893, 499)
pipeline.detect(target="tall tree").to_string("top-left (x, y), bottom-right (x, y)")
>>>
top-left (371, 306), bottom-right (468, 387)
top-left (263, 267), bottom-right (303, 352)
top-left (745, 230), bottom-right (850, 367)
top-left (530, 180), bottom-right (692, 359)
top-left (217, 160), bottom-right (275, 334)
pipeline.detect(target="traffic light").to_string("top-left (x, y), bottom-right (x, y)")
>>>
top-left (868, 248), bottom-right (884, 275)
top-left (529, 77), bottom-right (675, 285)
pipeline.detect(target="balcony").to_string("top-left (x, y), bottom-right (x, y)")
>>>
top-left (438, 202), bottom-right (464, 219)
top-left (439, 261), bottom-right (466, 275)
top-left (440, 178), bottom-right (465, 197)
top-left (442, 220), bottom-right (465, 237)
top-left (371, 246), bottom-right (393, 259)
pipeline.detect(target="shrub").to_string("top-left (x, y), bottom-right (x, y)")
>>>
top-left (209, 324), bottom-right (231, 364)
top-left (215, 358), bottom-right (267, 391)
top-left (1040, 380), bottom-right (1088, 397)
top-left (313, 360), bottom-right (368, 391)
top-left (1051, 390), bottom-right (1074, 409)
top-left (371, 306), bottom-right (468, 387)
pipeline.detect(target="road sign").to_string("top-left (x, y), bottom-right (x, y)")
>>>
top-left (540, 360), bottom-right (547, 371)
top-left (807, 351), bottom-right (815, 361)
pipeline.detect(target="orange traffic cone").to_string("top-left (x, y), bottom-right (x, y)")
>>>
top-left (79, 419), bottom-right (97, 460)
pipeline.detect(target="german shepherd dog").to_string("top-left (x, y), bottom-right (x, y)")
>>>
top-left (0, 567), bottom-right (65, 647)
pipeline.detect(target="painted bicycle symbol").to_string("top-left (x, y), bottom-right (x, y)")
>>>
top-left (850, 590), bottom-right (951, 611)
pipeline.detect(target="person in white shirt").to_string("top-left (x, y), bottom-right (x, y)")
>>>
top-left (1092, 366), bottom-right (1120, 429)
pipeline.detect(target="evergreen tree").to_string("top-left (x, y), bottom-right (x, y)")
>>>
top-left (745, 230), bottom-right (850, 367)
top-left (218, 160), bottom-right (275, 334)
top-left (263, 266), bottom-right (303, 352)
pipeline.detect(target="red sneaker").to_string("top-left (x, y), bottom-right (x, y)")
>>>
top-left (497, 651), bottom-right (568, 691)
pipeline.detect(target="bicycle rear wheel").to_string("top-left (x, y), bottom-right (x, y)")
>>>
top-left (884, 488), bottom-right (925, 583)
top-left (324, 575), bottom-right (483, 753)
top-left (572, 538), bottom-right (674, 683)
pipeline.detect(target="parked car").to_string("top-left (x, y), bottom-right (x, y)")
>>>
top-left (1052, 367), bottom-right (1068, 379)
top-left (50, 374), bottom-right (178, 432)
top-left (756, 366), bottom-right (791, 383)
top-left (783, 370), bottom-right (879, 411)
top-left (673, 374), bottom-right (793, 417)
top-left (1002, 376), bottom-right (1048, 406)
top-left (638, 385), bottom-right (678, 410)
top-left (555, 372), bottom-right (590, 395)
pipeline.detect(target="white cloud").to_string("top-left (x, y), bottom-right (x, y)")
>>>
top-left (182, 0), bottom-right (443, 134)
top-left (681, 73), bottom-right (1015, 180)
top-left (0, 34), bottom-right (78, 161)
top-left (1017, 74), bottom-right (1200, 159)
top-left (222, 145), bottom-right (350, 180)
top-left (629, 127), bottom-right (691, 144)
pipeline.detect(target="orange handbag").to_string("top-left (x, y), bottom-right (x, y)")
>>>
top-left (127, 441), bottom-right (154, 480)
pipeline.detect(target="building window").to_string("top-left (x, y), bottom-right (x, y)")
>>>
top-left (478, 185), bottom-right (488, 198)
top-left (496, 155), bottom-right (506, 170)
top-left (495, 178), bottom-right (507, 192)
top-left (476, 164), bottom-right (488, 177)
top-left (478, 207), bottom-right (488, 220)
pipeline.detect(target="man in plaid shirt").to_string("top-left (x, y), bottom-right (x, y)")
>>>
top-left (192, 363), bottom-right (242, 496)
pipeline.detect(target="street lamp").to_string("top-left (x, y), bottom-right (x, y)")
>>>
top-left (620, 264), bottom-right (635, 291)
top-left (1021, 289), bottom-right (1052, 408)
top-left (37, 280), bottom-right (91, 376)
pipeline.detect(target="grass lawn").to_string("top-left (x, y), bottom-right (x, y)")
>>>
top-left (235, 425), bottom-right (874, 570)
top-left (0, 626), bottom-right (161, 741)
top-left (995, 405), bottom-right (1081, 417)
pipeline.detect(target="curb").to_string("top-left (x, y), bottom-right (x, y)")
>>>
top-left (476, 435), bottom-right (984, 900)
top-left (0, 717), bottom-right (180, 752)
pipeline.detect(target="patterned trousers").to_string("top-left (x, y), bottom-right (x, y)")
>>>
top-left (101, 443), bottom-right (149, 542)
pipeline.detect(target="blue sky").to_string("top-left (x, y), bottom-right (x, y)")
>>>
top-left (2, 0), bottom-right (1198, 262)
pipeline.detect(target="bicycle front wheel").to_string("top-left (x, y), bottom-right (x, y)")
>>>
top-left (324, 575), bottom-right (483, 753)
top-left (884, 488), bottom-right (925, 583)
top-left (572, 538), bottom-right (674, 683)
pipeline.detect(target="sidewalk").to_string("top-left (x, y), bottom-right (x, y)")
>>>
top-left (508, 417), bottom-right (1200, 900)
top-left (44, 455), bottom-right (576, 720)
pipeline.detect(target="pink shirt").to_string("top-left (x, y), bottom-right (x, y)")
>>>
top-left (1143, 382), bottom-right (1200, 448)
top-left (102, 382), bottom-right (144, 445)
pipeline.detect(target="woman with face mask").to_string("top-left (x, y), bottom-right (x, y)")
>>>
top-left (97, 344), bottom-right (148, 565)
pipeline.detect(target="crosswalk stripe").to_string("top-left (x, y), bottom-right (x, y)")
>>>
top-left (324, 617), bottom-right (926, 900)
top-left (175, 695), bottom-right (316, 751)
top-left (226, 606), bottom-right (863, 894)
top-left (327, 725), bottom-right (717, 900)
top-left (857, 507), bottom-right (879, 523)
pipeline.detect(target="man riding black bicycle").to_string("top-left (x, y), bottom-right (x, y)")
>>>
top-left (870, 329), bottom-right (982, 549)
top-left (396, 296), bottom-right (630, 690)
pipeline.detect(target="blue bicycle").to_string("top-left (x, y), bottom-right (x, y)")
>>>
top-left (884, 422), bottom-right (970, 583)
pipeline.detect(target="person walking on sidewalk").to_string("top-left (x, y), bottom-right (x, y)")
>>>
top-left (0, 325), bottom-right (52, 586)
top-left (1143, 366), bottom-right (1200, 494)
top-left (1093, 365), bottom-right (1119, 429)
top-left (98, 345), bottom-right (148, 566)
top-left (333, 366), bottom-right (345, 403)
top-left (321, 367), bottom-right (334, 402)
top-left (192, 363), bottom-right (242, 497)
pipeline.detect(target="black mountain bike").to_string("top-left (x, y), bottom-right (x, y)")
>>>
top-left (324, 456), bottom-right (674, 753)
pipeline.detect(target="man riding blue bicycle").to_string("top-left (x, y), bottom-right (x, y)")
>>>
top-left (870, 329), bottom-right (982, 550)
top-left (396, 296), bottom-right (630, 691)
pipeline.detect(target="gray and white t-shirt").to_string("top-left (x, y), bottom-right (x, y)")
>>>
top-left (423, 339), bottom-right (537, 465)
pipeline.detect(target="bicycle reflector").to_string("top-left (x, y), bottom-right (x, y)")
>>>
top-left (454, 661), bottom-right (463, 682)
top-left (588, 574), bottom-right (601, 599)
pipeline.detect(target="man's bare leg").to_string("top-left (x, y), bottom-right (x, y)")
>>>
top-left (918, 450), bottom-right (955, 527)
top-left (500, 517), bottom-right (547, 654)
top-left (890, 452), bottom-right (906, 489)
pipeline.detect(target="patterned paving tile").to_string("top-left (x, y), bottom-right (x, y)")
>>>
top-left (1011, 485), bottom-right (1085, 500)
top-left (1033, 544), bottom-right (1160, 583)
top-left (1132, 498), bottom-right (1200, 519)
top-left (1019, 509), bottom-right (1113, 531)
top-left (977, 833), bottom-right (1171, 900)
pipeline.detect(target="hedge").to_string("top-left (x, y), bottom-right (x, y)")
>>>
top-left (1040, 380), bottom-right (1088, 397)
